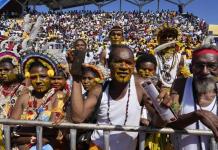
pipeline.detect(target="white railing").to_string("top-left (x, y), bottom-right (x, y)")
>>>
top-left (0, 119), bottom-right (217, 150)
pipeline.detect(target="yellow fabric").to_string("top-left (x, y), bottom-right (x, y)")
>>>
top-left (0, 129), bottom-right (5, 150)
top-left (89, 143), bottom-right (102, 150)
top-left (145, 133), bottom-right (174, 150)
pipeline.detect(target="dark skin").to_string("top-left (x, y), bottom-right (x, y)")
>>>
top-left (51, 75), bottom-right (67, 91)
top-left (160, 53), bottom-right (218, 140)
top-left (81, 70), bottom-right (98, 92)
top-left (0, 61), bottom-right (18, 85)
top-left (71, 47), bottom-right (165, 127)
top-left (66, 39), bottom-right (87, 63)
top-left (10, 66), bottom-right (65, 149)
top-left (109, 30), bottom-right (124, 45)
top-left (100, 30), bottom-right (124, 66)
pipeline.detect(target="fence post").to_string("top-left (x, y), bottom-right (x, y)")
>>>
top-left (139, 131), bottom-right (146, 150)
top-left (210, 137), bottom-right (217, 150)
top-left (70, 129), bottom-right (77, 150)
top-left (3, 125), bottom-right (10, 150)
top-left (36, 126), bottom-right (43, 150)
top-left (103, 130), bottom-right (110, 150)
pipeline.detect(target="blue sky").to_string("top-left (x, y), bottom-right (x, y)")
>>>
top-left (36, 0), bottom-right (218, 24)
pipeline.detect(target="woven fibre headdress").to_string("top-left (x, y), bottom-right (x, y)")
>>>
top-left (0, 36), bottom-right (21, 72)
top-left (21, 50), bottom-right (60, 78)
top-left (156, 23), bottom-right (181, 44)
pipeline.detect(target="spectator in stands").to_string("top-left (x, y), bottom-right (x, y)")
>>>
top-left (154, 23), bottom-right (184, 88)
top-left (100, 25), bottom-right (125, 66)
top-left (67, 39), bottom-right (95, 74)
top-left (136, 53), bottom-right (157, 80)
top-left (76, 64), bottom-right (104, 150)
top-left (161, 45), bottom-right (218, 150)
top-left (81, 64), bottom-right (104, 94)
top-left (0, 51), bottom-right (25, 119)
top-left (71, 45), bottom-right (164, 150)
top-left (10, 51), bottom-right (66, 150)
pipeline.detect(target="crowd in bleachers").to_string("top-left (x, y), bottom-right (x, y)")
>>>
top-left (0, 10), bottom-right (218, 150)
top-left (0, 10), bottom-right (208, 61)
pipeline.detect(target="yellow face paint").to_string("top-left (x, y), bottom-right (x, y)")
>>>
top-left (0, 62), bottom-right (18, 83)
top-left (138, 69), bottom-right (154, 78)
top-left (111, 61), bottom-right (134, 83)
top-left (109, 30), bottom-right (124, 45)
top-left (137, 62), bottom-right (156, 79)
top-left (160, 47), bottom-right (175, 60)
top-left (30, 73), bottom-right (51, 93)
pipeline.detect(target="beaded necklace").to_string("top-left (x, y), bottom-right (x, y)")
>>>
top-left (107, 82), bottom-right (131, 125)
top-left (0, 83), bottom-right (21, 118)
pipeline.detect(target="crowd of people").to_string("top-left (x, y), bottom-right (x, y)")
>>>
top-left (0, 9), bottom-right (217, 150)
top-left (0, 10), bottom-right (208, 64)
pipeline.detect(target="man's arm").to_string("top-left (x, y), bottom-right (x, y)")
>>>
top-left (71, 76), bottom-right (102, 123)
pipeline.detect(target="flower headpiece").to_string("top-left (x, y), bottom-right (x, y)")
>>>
top-left (82, 64), bottom-right (104, 83)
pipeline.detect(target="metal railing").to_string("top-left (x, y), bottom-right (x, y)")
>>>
top-left (0, 119), bottom-right (216, 150)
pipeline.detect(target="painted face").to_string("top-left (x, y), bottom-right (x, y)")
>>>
top-left (74, 40), bottom-right (86, 51)
top-left (51, 75), bottom-right (66, 91)
top-left (160, 31), bottom-right (177, 44)
top-left (138, 62), bottom-right (156, 78)
top-left (81, 71), bottom-right (97, 91)
top-left (110, 48), bottom-right (135, 83)
top-left (160, 47), bottom-right (175, 60)
top-left (29, 66), bottom-right (51, 93)
top-left (109, 30), bottom-right (124, 45)
top-left (0, 62), bottom-right (17, 83)
top-left (192, 53), bottom-right (218, 81)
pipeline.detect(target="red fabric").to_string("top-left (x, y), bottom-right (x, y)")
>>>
top-left (193, 49), bottom-right (218, 57)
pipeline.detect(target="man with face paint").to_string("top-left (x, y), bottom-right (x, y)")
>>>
top-left (10, 53), bottom-right (67, 150)
top-left (155, 23), bottom-right (185, 88)
top-left (71, 45), bottom-right (163, 150)
top-left (100, 26), bottom-right (125, 67)
top-left (160, 45), bottom-right (218, 150)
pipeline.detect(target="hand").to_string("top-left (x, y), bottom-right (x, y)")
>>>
top-left (197, 110), bottom-right (218, 141)
top-left (66, 49), bottom-right (74, 62)
top-left (30, 136), bottom-right (36, 144)
top-left (158, 87), bottom-right (172, 108)
top-left (140, 118), bottom-right (150, 126)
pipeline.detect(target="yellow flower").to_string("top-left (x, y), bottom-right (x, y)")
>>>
top-left (94, 78), bottom-right (103, 84)
top-left (25, 71), bottom-right (30, 78)
top-left (47, 69), bottom-right (55, 77)
top-left (180, 66), bottom-right (192, 78)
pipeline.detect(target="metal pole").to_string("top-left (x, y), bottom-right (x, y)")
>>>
top-left (3, 125), bottom-right (11, 150)
top-left (139, 132), bottom-right (146, 150)
top-left (0, 119), bottom-right (216, 136)
top-left (70, 129), bottom-right (77, 150)
top-left (157, 0), bottom-right (160, 11)
top-left (36, 126), bottom-right (43, 150)
top-left (210, 137), bottom-right (217, 150)
top-left (103, 130), bottom-right (110, 150)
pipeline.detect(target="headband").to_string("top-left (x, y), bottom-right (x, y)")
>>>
top-left (193, 49), bottom-right (218, 57)
top-left (82, 64), bottom-right (104, 82)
